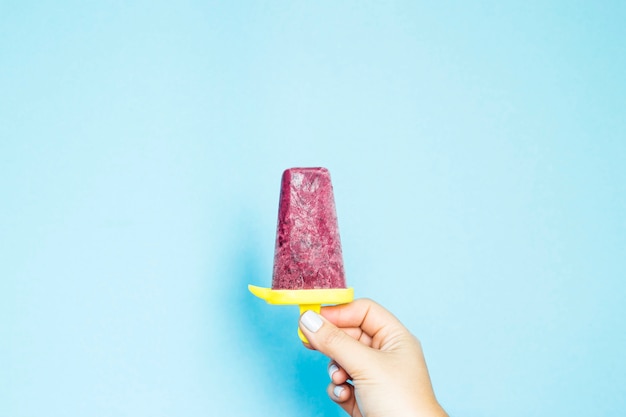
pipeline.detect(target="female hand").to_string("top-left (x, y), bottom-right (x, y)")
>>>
top-left (299, 298), bottom-right (447, 417)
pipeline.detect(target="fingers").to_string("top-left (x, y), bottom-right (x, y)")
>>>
top-left (327, 382), bottom-right (362, 417)
top-left (320, 299), bottom-right (406, 348)
top-left (328, 361), bottom-right (350, 385)
top-left (299, 310), bottom-right (372, 375)
top-left (339, 327), bottom-right (375, 347)
top-left (327, 361), bottom-right (362, 416)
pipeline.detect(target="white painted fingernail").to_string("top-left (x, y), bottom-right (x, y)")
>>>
top-left (333, 385), bottom-right (344, 398)
top-left (301, 310), bottom-right (323, 333)
top-left (328, 364), bottom-right (339, 379)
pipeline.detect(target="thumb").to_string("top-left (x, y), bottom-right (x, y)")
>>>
top-left (299, 310), bottom-right (371, 375)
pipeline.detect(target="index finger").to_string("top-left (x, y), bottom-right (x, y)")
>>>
top-left (320, 298), bottom-right (407, 344)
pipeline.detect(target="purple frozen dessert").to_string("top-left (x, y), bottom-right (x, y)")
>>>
top-left (271, 168), bottom-right (346, 290)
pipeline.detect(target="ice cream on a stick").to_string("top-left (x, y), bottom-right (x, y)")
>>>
top-left (249, 167), bottom-right (353, 342)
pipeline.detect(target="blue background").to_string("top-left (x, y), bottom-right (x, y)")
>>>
top-left (1, 2), bottom-right (625, 416)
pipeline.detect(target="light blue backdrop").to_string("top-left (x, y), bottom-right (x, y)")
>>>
top-left (1, 2), bottom-right (625, 416)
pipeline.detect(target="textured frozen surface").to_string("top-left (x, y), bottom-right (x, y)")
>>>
top-left (271, 167), bottom-right (346, 290)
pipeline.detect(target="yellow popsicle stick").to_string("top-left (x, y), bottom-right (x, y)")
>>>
top-left (248, 285), bottom-right (354, 343)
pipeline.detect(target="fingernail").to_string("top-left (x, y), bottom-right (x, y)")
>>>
top-left (300, 310), bottom-right (323, 333)
top-left (333, 385), bottom-right (344, 398)
top-left (328, 364), bottom-right (339, 379)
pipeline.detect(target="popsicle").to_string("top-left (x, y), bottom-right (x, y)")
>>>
top-left (248, 167), bottom-right (354, 342)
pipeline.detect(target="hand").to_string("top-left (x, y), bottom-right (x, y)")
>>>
top-left (299, 298), bottom-right (447, 417)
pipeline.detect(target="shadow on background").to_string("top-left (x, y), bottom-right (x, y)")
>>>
top-left (216, 207), bottom-right (341, 417)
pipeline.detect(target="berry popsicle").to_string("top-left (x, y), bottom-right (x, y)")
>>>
top-left (248, 168), bottom-right (354, 343)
